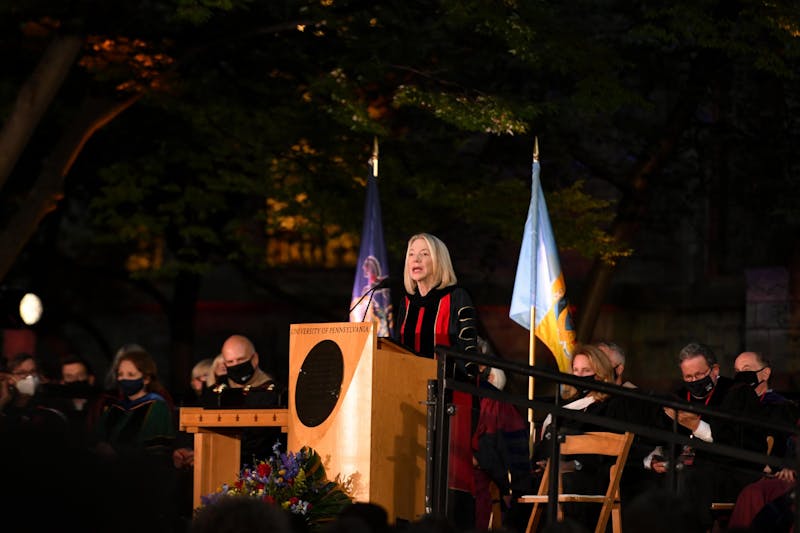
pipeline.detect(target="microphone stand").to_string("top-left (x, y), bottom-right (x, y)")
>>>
top-left (362, 287), bottom-right (379, 322)
top-left (348, 278), bottom-right (389, 319)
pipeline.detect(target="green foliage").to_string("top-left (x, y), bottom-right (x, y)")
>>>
top-left (394, 86), bottom-right (538, 135)
top-left (548, 181), bottom-right (632, 266)
top-left (173, 0), bottom-right (251, 25)
top-left (4, 0), bottom-right (800, 286)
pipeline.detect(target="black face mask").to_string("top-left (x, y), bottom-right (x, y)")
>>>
top-left (226, 359), bottom-right (255, 385)
top-left (685, 375), bottom-right (714, 398)
top-left (118, 377), bottom-right (145, 397)
top-left (734, 370), bottom-right (760, 389)
top-left (63, 380), bottom-right (92, 397)
top-left (574, 374), bottom-right (596, 397)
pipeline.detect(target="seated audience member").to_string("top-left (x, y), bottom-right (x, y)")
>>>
top-left (0, 353), bottom-right (68, 434)
top-left (537, 344), bottom-right (617, 443)
top-left (174, 335), bottom-right (285, 470)
top-left (38, 354), bottom-right (102, 446)
top-left (216, 334), bottom-right (285, 458)
top-left (206, 353), bottom-right (228, 391)
top-left (734, 351), bottom-right (790, 404)
top-left (596, 341), bottom-right (636, 388)
top-left (182, 357), bottom-right (213, 407)
top-left (650, 342), bottom-right (766, 530)
top-left (725, 351), bottom-right (799, 531)
top-left (733, 350), bottom-right (799, 462)
top-left (57, 354), bottom-right (99, 404)
top-left (92, 347), bottom-right (186, 530)
top-left (102, 342), bottom-right (147, 392)
top-left (728, 471), bottom-right (796, 532)
top-left (0, 353), bottom-right (44, 410)
top-left (90, 342), bottom-right (156, 428)
top-left (534, 344), bottom-right (619, 530)
top-left (91, 347), bottom-right (176, 462)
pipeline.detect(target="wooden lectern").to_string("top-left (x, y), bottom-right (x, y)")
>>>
top-left (288, 322), bottom-right (435, 524)
top-left (179, 407), bottom-right (289, 509)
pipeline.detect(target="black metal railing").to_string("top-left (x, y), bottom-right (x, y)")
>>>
top-left (428, 345), bottom-right (800, 531)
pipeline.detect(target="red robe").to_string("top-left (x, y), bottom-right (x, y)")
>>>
top-left (396, 285), bottom-right (478, 493)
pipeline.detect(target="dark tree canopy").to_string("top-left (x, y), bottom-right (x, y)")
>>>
top-left (0, 0), bottom-right (798, 385)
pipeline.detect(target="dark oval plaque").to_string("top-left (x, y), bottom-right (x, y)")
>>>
top-left (294, 339), bottom-right (344, 427)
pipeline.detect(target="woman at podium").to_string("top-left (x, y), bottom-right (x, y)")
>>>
top-left (395, 232), bottom-right (479, 530)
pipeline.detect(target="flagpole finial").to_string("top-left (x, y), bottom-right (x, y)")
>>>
top-left (533, 136), bottom-right (539, 162)
top-left (371, 137), bottom-right (379, 178)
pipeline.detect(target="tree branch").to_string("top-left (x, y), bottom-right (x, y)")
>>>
top-left (0, 34), bottom-right (83, 190)
top-left (0, 94), bottom-right (140, 282)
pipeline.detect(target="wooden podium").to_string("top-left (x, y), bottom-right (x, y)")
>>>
top-left (179, 407), bottom-right (289, 509)
top-left (288, 322), bottom-right (436, 523)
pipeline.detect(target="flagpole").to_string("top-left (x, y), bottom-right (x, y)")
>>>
top-left (528, 137), bottom-right (539, 455)
top-left (528, 305), bottom-right (536, 455)
top-left (371, 136), bottom-right (379, 177)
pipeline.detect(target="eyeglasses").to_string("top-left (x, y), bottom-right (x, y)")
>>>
top-left (684, 368), bottom-right (711, 382)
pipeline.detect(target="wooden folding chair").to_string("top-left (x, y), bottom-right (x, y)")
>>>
top-left (489, 481), bottom-right (504, 529)
top-left (518, 431), bottom-right (635, 533)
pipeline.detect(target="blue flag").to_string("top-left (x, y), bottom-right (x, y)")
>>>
top-left (509, 159), bottom-right (575, 372)
top-left (349, 160), bottom-right (393, 337)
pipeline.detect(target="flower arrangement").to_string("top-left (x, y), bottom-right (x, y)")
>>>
top-left (201, 442), bottom-right (353, 531)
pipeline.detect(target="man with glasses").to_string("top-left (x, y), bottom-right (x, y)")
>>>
top-left (1, 353), bottom-right (42, 412)
top-left (0, 353), bottom-right (69, 433)
top-left (657, 342), bottom-right (766, 530)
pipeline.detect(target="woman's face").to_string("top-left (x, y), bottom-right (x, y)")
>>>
top-left (407, 238), bottom-right (433, 285)
top-left (572, 354), bottom-right (595, 377)
top-left (117, 359), bottom-right (144, 381)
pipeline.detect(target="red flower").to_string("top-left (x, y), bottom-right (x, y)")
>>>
top-left (257, 482), bottom-right (265, 490)
top-left (289, 497), bottom-right (299, 505)
top-left (263, 495), bottom-right (275, 504)
top-left (257, 463), bottom-right (271, 477)
top-left (234, 480), bottom-right (243, 489)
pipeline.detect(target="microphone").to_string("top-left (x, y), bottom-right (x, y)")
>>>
top-left (349, 277), bottom-right (390, 317)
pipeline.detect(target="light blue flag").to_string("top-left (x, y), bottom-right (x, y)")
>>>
top-left (349, 158), bottom-right (393, 337)
top-left (509, 159), bottom-right (575, 371)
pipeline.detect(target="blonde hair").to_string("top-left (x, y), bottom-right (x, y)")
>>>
top-left (207, 353), bottom-right (226, 388)
top-left (561, 343), bottom-right (615, 401)
top-left (403, 233), bottom-right (458, 294)
top-left (191, 358), bottom-right (213, 382)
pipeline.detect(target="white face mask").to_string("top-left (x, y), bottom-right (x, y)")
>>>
top-left (15, 374), bottom-right (40, 396)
